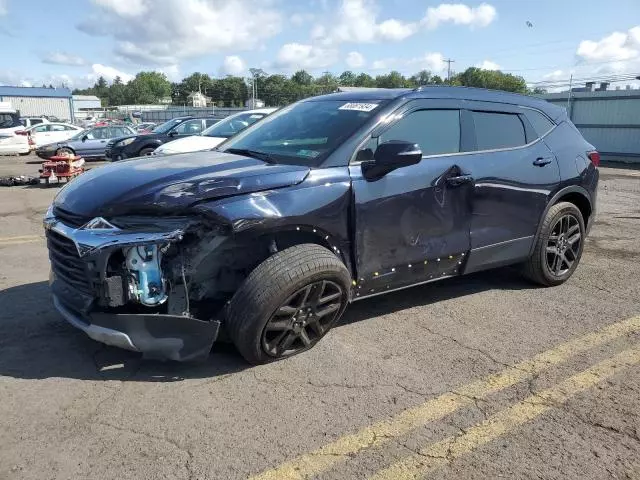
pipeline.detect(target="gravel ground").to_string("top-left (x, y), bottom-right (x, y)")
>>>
top-left (0, 153), bottom-right (639, 480)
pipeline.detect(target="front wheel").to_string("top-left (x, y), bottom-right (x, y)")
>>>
top-left (522, 202), bottom-right (585, 286)
top-left (225, 244), bottom-right (351, 364)
top-left (56, 147), bottom-right (74, 157)
top-left (138, 147), bottom-right (155, 157)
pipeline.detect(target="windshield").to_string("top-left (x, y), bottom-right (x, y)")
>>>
top-left (203, 112), bottom-right (269, 139)
top-left (152, 118), bottom-right (184, 134)
top-left (219, 100), bottom-right (385, 166)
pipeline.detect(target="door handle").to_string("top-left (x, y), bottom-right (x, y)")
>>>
top-left (446, 174), bottom-right (474, 186)
top-left (533, 157), bottom-right (553, 166)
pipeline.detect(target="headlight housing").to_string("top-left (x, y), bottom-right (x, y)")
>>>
top-left (116, 137), bottom-right (136, 147)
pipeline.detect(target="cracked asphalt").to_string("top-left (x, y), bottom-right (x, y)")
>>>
top-left (1, 154), bottom-right (639, 480)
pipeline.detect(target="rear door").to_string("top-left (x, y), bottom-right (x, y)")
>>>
top-left (31, 124), bottom-right (52, 147)
top-left (458, 102), bottom-right (561, 272)
top-left (350, 100), bottom-right (473, 293)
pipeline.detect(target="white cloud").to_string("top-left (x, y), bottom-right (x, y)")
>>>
top-left (345, 51), bottom-right (366, 69)
top-left (221, 55), bottom-right (246, 76)
top-left (319, 0), bottom-right (418, 45)
top-left (88, 64), bottom-right (134, 83)
top-left (93, 0), bottom-right (148, 16)
top-left (422, 3), bottom-right (497, 29)
top-left (408, 52), bottom-right (446, 72)
top-left (42, 52), bottom-right (87, 66)
top-left (476, 60), bottom-right (501, 70)
top-left (372, 59), bottom-right (394, 70)
top-left (79, 0), bottom-right (282, 66)
top-left (274, 43), bottom-right (338, 70)
top-left (576, 26), bottom-right (640, 62)
top-left (542, 69), bottom-right (567, 81)
top-left (290, 12), bottom-right (315, 26)
top-left (0, 0), bottom-right (7, 16)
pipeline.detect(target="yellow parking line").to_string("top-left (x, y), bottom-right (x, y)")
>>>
top-left (0, 235), bottom-right (44, 243)
top-left (250, 315), bottom-right (640, 480)
top-left (369, 344), bottom-right (640, 480)
top-left (0, 234), bottom-right (43, 246)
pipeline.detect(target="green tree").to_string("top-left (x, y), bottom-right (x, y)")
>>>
top-left (338, 71), bottom-right (357, 87)
top-left (375, 71), bottom-right (406, 88)
top-left (452, 67), bottom-right (527, 93)
top-left (107, 76), bottom-right (126, 106)
top-left (354, 73), bottom-right (376, 87)
top-left (291, 70), bottom-right (313, 86)
top-left (316, 72), bottom-right (339, 93)
top-left (174, 72), bottom-right (213, 104)
top-left (218, 76), bottom-right (248, 107)
top-left (408, 70), bottom-right (433, 86)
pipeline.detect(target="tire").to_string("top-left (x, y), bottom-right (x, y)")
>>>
top-left (56, 147), bottom-right (74, 157)
top-left (138, 147), bottom-right (156, 156)
top-left (522, 202), bottom-right (585, 286)
top-left (225, 244), bottom-right (351, 364)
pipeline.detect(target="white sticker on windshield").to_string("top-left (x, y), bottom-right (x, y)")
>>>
top-left (249, 114), bottom-right (263, 119)
top-left (338, 102), bottom-right (378, 112)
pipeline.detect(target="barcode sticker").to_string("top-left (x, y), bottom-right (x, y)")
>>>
top-left (338, 102), bottom-right (378, 112)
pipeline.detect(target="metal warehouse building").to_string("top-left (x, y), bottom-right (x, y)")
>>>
top-left (0, 86), bottom-right (74, 121)
top-left (541, 87), bottom-right (640, 163)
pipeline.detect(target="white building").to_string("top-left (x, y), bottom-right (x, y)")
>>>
top-left (72, 95), bottom-right (102, 119)
top-left (187, 91), bottom-right (210, 108)
top-left (0, 86), bottom-right (73, 121)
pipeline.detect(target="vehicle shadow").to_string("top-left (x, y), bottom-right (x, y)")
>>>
top-left (0, 269), bottom-right (535, 383)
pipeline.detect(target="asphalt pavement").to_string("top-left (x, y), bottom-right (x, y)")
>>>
top-left (0, 153), bottom-right (639, 480)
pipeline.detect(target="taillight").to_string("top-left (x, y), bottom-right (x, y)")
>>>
top-left (587, 151), bottom-right (600, 167)
top-left (15, 130), bottom-right (27, 136)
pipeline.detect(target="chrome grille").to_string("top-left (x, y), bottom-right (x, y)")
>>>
top-left (46, 229), bottom-right (92, 295)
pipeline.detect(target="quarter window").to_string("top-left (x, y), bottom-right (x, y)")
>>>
top-left (50, 125), bottom-right (66, 131)
top-left (471, 111), bottom-right (526, 150)
top-left (379, 109), bottom-right (461, 156)
top-left (33, 125), bottom-right (50, 133)
top-left (525, 110), bottom-right (555, 137)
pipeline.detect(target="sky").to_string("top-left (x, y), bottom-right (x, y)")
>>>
top-left (0, 0), bottom-right (639, 91)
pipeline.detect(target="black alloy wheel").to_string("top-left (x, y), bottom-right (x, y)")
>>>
top-left (261, 280), bottom-right (344, 358)
top-left (546, 213), bottom-right (581, 276)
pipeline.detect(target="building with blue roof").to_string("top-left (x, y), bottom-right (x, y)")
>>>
top-left (0, 86), bottom-right (74, 121)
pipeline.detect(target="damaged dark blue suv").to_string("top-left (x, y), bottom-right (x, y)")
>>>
top-left (44, 87), bottom-right (599, 364)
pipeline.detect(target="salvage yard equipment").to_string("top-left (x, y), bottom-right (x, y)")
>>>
top-left (39, 154), bottom-right (85, 185)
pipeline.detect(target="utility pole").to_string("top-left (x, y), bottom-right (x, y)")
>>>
top-left (445, 59), bottom-right (455, 84)
top-left (567, 73), bottom-right (573, 120)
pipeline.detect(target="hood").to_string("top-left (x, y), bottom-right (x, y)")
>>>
top-left (53, 150), bottom-right (310, 218)
top-left (156, 136), bottom-right (225, 154)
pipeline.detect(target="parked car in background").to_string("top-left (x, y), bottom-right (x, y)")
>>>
top-left (136, 122), bottom-right (157, 133)
top-left (43, 87), bottom-right (599, 363)
top-left (36, 124), bottom-right (137, 160)
top-left (105, 116), bottom-right (221, 160)
top-left (0, 104), bottom-right (30, 155)
top-left (20, 117), bottom-right (50, 128)
top-left (152, 108), bottom-right (276, 156)
top-left (23, 122), bottom-right (83, 148)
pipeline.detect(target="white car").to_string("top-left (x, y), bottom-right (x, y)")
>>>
top-left (25, 122), bottom-right (83, 148)
top-left (20, 117), bottom-right (50, 128)
top-left (0, 105), bottom-right (29, 155)
top-left (153, 108), bottom-right (276, 156)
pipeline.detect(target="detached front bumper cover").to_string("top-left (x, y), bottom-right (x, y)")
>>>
top-left (45, 207), bottom-right (221, 361)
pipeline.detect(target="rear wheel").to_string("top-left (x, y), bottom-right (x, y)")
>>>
top-left (522, 202), bottom-right (585, 286)
top-left (225, 244), bottom-right (351, 364)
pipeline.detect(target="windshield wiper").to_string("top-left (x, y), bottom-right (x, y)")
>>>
top-left (224, 148), bottom-right (277, 164)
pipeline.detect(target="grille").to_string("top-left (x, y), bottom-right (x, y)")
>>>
top-left (46, 229), bottom-right (92, 295)
top-left (105, 140), bottom-right (116, 157)
top-left (52, 206), bottom-right (89, 229)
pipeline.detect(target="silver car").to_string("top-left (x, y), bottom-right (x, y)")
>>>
top-left (35, 125), bottom-right (137, 160)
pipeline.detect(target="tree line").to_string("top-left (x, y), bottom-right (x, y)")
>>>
top-left (73, 67), bottom-right (543, 108)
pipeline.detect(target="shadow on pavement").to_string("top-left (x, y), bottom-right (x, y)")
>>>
top-left (0, 269), bottom-right (535, 383)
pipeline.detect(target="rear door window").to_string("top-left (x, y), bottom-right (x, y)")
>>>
top-left (471, 111), bottom-right (526, 150)
top-left (378, 109), bottom-right (461, 156)
top-left (173, 119), bottom-right (204, 135)
top-left (50, 125), bottom-right (66, 132)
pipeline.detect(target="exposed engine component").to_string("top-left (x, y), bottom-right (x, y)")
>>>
top-left (125, 245), bottom-right (168, 306)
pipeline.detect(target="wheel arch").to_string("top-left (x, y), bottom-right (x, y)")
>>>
top-left (530, 185), bottom-right (592, 256)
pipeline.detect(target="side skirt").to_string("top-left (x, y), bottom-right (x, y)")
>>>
top-left (351, 274), bottom-right (457, 302)
top-left (463, 236), bottom-right (534, 274)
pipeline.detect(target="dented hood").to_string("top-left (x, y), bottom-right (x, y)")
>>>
top-left (54, 151), bottom-right (310, 217)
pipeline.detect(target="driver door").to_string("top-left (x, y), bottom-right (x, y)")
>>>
top-left (349, 101), bottom-right (473, 294)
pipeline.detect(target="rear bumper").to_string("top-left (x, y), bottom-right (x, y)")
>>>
top-left (52, 291), bottom-right (221, 362)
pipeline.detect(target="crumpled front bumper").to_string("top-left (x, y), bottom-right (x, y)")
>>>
top-left (52, 292), bottom-right (221, 362)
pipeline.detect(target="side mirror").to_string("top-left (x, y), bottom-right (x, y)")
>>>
top-left (361, 140), bottom-right (422, 181)
top-left (168, 130), bottom-right (178, 137)
top-left (81, 135), bottom-right (88, 142)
